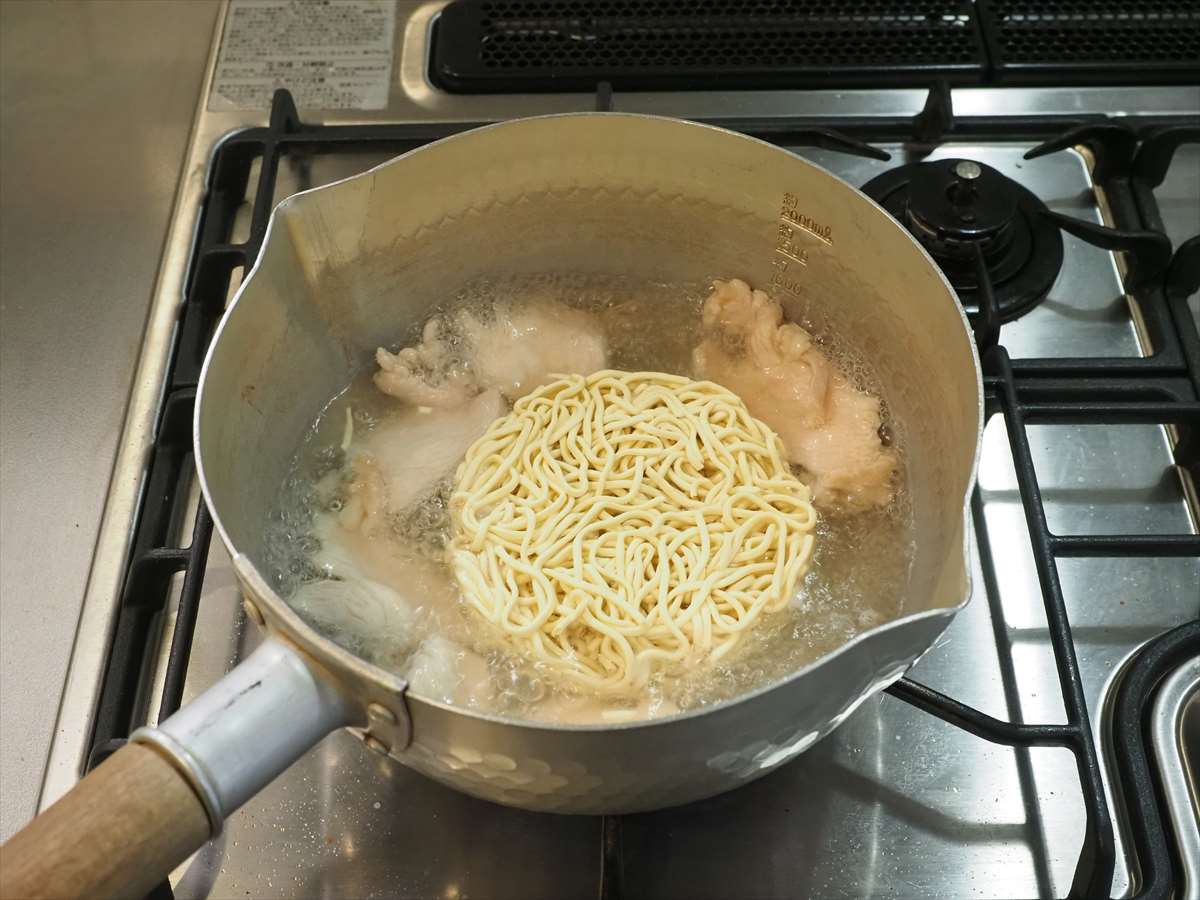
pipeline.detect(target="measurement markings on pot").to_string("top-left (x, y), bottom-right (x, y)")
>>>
top-left (779, 193), bottom-right (834, 245)
top-left (772, 192), bottom-right (836, 295)
top-left (774, 222), bottom-right (811, 266)
top-left (768, 258), bottom-right (807, 297)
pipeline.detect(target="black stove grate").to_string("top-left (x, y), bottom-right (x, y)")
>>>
top-left (88, 89), bottom-right (1200, 899)
top-left (432, 0), bottom-right (988, 92)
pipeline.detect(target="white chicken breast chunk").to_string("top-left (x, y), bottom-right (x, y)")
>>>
top-left (289, 576), bottom-right (417, 668)
top-left (457, 301), bottom-right (608, 401)
top-left (373, 300), bottom-right (608, 407)
top-left (337, 389), bottom-right (505, 535)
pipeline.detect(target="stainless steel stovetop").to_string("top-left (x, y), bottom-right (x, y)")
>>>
top-left (38, 4), bottom-right (1200, 898)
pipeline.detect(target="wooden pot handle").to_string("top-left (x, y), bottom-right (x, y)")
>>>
top-left (0, 742), bottom-right (211, 900)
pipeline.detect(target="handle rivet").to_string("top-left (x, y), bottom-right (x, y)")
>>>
top-left (363, 734), bottom-right (391, 755)
top-left (367, 703), bottom-right (397, 725)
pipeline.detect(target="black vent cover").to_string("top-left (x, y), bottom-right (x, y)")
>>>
top-left (431, 0), bottom-right (987, 93)
top-left (977, 0), bottom-right (1200, 84)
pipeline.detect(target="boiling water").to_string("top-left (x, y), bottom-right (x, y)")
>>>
top-left (266, 275), bottom-right (914, 723)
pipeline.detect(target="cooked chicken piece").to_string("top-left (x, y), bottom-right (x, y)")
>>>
top-left (374, 317), bottom-right (477, 408)
top-left (693, 279), bottom-right (897, 512)
top-left (337, 454), bottom-right (390, 536)
top-left (338, 390), bottom-right (505, 534)
top-left (788, 378), bottom-right (897, 511)
top-left (289, 575), bottom-right (417, 668)
top-left (456, 301), bottom-right (608, 401)
top-left (308, 516), bottom-right (494, 706)
top-left (375, 301), bottom-right (608, 409)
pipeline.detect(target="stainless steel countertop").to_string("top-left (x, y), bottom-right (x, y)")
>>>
top-left (0, 0), bottom-right (220, 840)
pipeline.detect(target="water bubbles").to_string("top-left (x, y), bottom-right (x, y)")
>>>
top-left (261, 273), bottom-right (915, 723)
top-left (312, 444), bottom-right (343, 473)
top-left (512, 673), bottom-right (545, 704)
top-left (296, 534), bottom-right (321, 556)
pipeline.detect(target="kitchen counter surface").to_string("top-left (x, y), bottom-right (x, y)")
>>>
top-left (0, 0), bottom-right (219, 840)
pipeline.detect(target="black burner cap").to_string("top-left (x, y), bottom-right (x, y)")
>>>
top-left (862, 158), bottom-right (1064, 323)
top-left (906, 159), bottom-right (1018, 244)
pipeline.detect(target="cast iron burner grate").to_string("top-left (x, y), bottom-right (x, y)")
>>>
top-left (85, 89), bottom-right (1200, 900)
top-left (862, 157), bottom-right (1064, 321)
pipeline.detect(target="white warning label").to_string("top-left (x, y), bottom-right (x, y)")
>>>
top-left (209, 0), bottom-right (396, 112)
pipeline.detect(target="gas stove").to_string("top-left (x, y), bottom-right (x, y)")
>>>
top-left (37, 3), bottom-right (1199, 898)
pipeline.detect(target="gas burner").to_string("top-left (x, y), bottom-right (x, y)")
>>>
top-left (862, 158), bottom-right (1064, 321)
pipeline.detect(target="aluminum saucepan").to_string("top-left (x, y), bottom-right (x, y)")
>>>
top-left (0, 114), bottom-right (982, 900)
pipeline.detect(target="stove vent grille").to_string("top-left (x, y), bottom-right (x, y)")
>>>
top-left (978, 0), bottom-right (1200, 83)
top-left (431, 0), bottom-right (987, 93)
top-left (431, 0), bottom-right (1200, 92)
